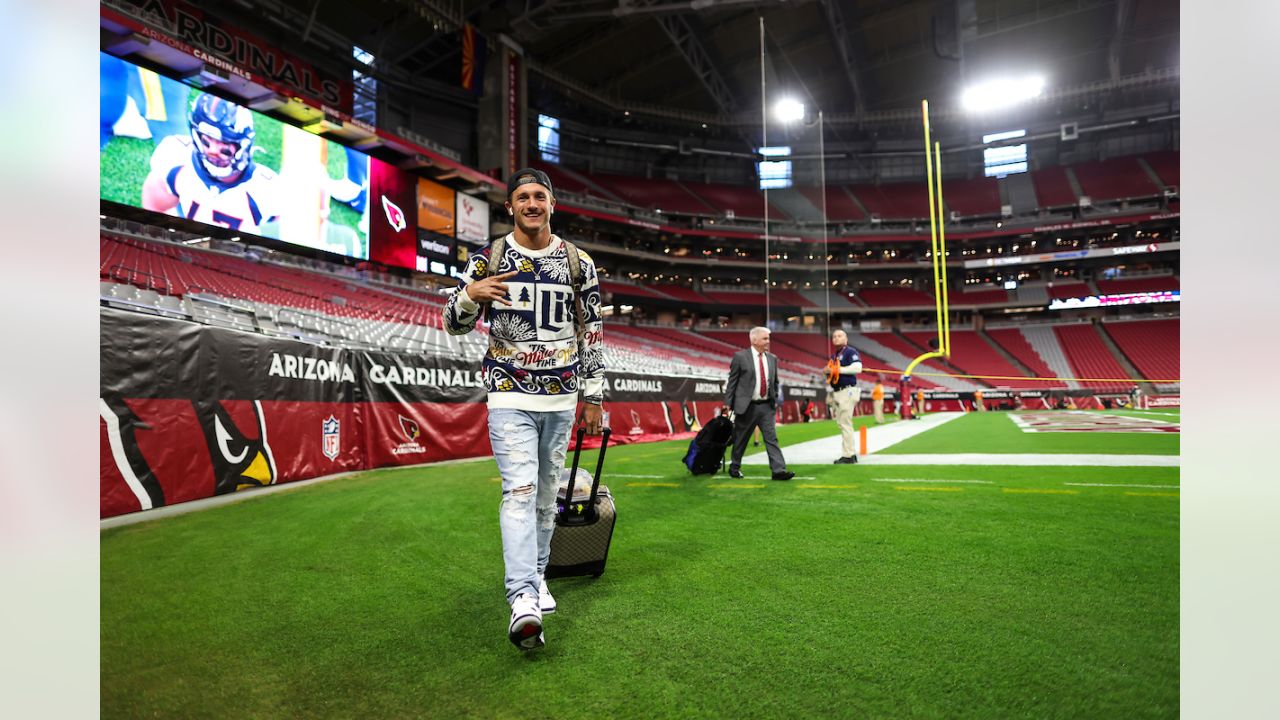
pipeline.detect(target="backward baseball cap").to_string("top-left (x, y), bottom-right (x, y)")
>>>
top-left (507, 168), bottom-right (553, 198)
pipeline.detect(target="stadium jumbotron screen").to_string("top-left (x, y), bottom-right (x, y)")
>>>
top-left (100, 52), bottom-right (420, 266)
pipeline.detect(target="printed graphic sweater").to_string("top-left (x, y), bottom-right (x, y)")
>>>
top-left (444, 233), bottom-right (606, 412)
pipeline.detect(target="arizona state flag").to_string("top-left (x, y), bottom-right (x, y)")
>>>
top-left (461, 23), bottom-right (487, 95)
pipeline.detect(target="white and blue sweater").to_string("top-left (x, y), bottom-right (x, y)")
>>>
top-left (444, 233), bottom-right (606, 412)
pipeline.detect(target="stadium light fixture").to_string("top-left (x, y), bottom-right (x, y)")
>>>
top-left (961, 75), bottom-right (1046, 113)
top-left (774, 98), bottom-right (805, 123)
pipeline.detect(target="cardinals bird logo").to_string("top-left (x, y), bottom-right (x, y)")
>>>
top-left (398, 414), bottom-right (421, 441)
top-left (382, 195), bottom-right (407, 232)
top-left (195, 400), bottom-right (277, 494)
top-left (99, 397), bottom-right (278, 513)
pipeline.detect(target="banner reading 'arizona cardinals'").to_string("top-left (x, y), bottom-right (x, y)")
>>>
top-left (100, 309), bottom-right (832, 518)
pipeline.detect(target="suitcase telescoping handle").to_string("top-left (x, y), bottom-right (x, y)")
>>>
top-left (564, 426), bottom-right (586, 501)
top-left (560, 427), bottom-right (611, 523)
top-left (588, 427), bottom-right (611, 501)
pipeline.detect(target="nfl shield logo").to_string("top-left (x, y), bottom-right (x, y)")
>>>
top-left (322, 416), bottom-right (340, 460)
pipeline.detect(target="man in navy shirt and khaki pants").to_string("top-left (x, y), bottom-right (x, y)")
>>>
top-left (828, 329), bottom-right (864, 464)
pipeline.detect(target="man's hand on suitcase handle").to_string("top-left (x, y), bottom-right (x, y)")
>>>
top-left (578, 403), bottom-right (604, 435)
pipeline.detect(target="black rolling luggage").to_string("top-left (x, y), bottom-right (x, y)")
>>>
top-left (546, 427), bottom-right (616, 579)
top-left (682, 415), bottom-right (734, 475)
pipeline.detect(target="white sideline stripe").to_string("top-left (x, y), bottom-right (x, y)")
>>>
top-left (613, 474), bottom-right (669, 478)
top-left (871, 478), bottom-right (994, 484)
top-left (743, 412), bottom-right (965, 466)
top-left (859, 454), bottom-right (1180, 467)
top-left (1064, 482), bottom-right (1180, 489)
top-left (99, 398), bottom-right (153, 511)
top-left (724, 475), bottom-right (818, 480)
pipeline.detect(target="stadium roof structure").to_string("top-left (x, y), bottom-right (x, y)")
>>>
top-left (234, 0), bottom-right (1178, 133)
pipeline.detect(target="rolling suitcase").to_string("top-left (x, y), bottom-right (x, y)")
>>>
top-left (682, 415), bottom-right (734, 475)
top-left (546, 427), bottom-right (616, 579)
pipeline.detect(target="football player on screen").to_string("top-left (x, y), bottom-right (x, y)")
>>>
top-left (141, 93), bottom-right (280, 233)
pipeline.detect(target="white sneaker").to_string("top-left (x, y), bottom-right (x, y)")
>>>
top-left (539, 576), bottom-right (557, 615)
top-left (508, 593), bottom-right (543, 650)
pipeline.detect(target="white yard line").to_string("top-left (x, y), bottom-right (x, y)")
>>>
top-left (745, 412), bottom-right (1180, 466)
top-left (870, 478), bottom-right (994, 484)
top-left (728, 475), bottom-right (818, 480)
top-left (860, 454), bottom-right (1180, 467)
top-left (744, 412), bottom-right (965, 466)
top-left (1064, 482), bottom-right (1180, 488)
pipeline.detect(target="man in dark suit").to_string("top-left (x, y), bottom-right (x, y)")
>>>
top-left (724, 327), bottom-right (795, 481)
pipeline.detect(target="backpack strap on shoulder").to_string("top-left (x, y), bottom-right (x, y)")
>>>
top-left (562, 238), bottom-right (586, 339)
top-left (477, 235), bottom-right (506, 322)
top-left (485, 235), bottom-right (506, 278)
top-left (561, 238), bottom-right (591, 403)
top-left (563, 238), bottom-right (583, 287)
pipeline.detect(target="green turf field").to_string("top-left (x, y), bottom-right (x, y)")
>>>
top-left (880, 411), bottom-right (1180, 455)
top-left (101, 419), bottom-right (1178, 719)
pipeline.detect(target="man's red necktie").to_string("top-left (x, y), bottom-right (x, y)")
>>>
top-left (757, 352), bottom-right (767, 398)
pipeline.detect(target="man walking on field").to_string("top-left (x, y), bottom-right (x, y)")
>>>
top-left (444, 168), bottom-right (605, 651)
top-left (724, 327), bottom-right (795, 481)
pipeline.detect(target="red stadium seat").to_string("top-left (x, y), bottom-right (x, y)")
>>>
top-left (1072, 156), bottom-right (1160, 202)
top-left (683, 182), bottom-right (790, 221)
top-left (650, 285), bottom-right (712, 303)
top-left (948, 289), bottom-right (1010, 305)
top-left (943, 177), bottom-right (1002, 217)
top-left (1101, 319), bottom-right (1179, 384)
top-left (1053, 324), bottom-right (1134, 391)
top-left (797, 186), bottom-right (865, 221)
top-left (903, 330), bottom-right (1052, 389)
top-left (101, 234), bottom-right (449, 328)
top-left (600, 281), bottom-right (674, 300)
top-left (1031, 166), bottom-right (1077, 208)
top-left (856, 287), bottom-right (935, 307)
top-left (861, 332), bottom-right (955, 388)
top-left (1045, 282), bottom-right (1092, 300)
top-left (985, 328), bottom-right (1060, 384)
top-left (1143, 151), bottom-right (1179, 189)
top-left (592, 174), bottom-right (715, 216)
top-left (531, 161), bottom-right (599, 198)
top-left (848, 182), bottom-right (931, 220)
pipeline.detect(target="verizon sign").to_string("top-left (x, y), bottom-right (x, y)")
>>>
top-left (456, 192), bottom-right (491, 243)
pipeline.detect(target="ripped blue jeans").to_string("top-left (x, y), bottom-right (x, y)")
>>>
top-left (488, 407), bottom-right (576, 604)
